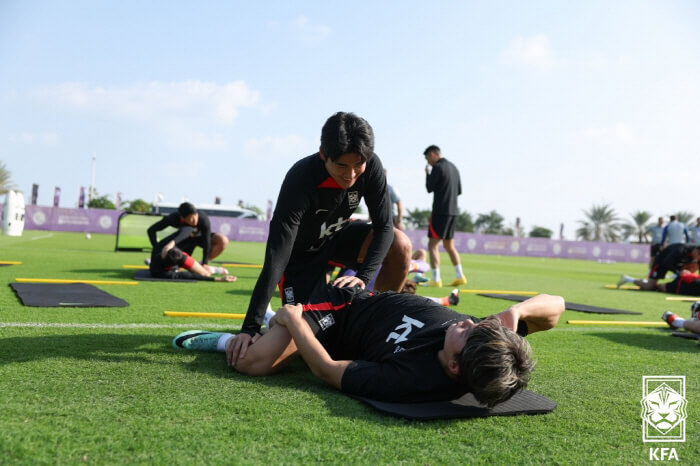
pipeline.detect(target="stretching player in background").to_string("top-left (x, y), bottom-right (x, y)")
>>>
top-left (147, 202), bottom-right (229, 266)
top-left (149, 230), bottom-right (236, 282)
top-left (174, 284), bottom-right (564, 406)
top-left (229, 112), bottom-right (412, 367)
top-left (618, 244), bottom-right (700, 291)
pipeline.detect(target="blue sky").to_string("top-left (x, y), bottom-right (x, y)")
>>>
top-left (2, 0), bottom-right (699, 238)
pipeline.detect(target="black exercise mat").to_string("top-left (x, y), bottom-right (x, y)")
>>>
top-left (133, 269), bottom-right (198, 283)
top-left (10, 283), bottom-right (128, 307)
top-left (671, 331), bottom-right (700, 340)
top-left (478, 294), bottom-right (642, 315)
top-left (352, 390), bottom-right (556, 421)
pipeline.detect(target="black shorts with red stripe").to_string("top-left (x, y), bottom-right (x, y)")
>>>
top-left (666, 274), bottom-right (700, 296)
top-left (428, 214), bottom-right (456, 240)
top-left (278, 222), bottom-right (373, 306)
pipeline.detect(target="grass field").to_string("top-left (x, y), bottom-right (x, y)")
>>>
top-left (1, 231), bottom-right (698, 464)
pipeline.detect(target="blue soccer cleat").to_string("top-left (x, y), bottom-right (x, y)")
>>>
top-left (172, 330), bottom-right (225, 352)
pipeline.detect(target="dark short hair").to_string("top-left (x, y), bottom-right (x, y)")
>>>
top-left (670, 215), bottom-right (677, 221)
top-left (456, 317), bottom-right (534, 407)
top-left (320, 112), bottom-right (375, 162)
top-left (423, 145), bottom-right (441, 157)
top-left (165, 247), bottom-right (186, 267)
top-left (178, 202), bottom-right (197, 217)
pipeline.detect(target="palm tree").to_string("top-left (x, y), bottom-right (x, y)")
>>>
top-left (623, 210), bottom-right (652, 243)
top-left (576, 204), bottom-right (622, 242)
top-left (674, 211), bottom-right (694, 225)
top-left (0, 161), bottom-right (16, 195)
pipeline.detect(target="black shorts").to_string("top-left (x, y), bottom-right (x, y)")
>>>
top-left (650, 244), bottom-right (662, 257)
top-left (666, 275), bottom-right (700, 296)
top-left (428, 214), bottom-right (456, 240)
top-left (279, 221), bottom-right (372, 306)
top-left (177, 233), bottom-right (215, 255)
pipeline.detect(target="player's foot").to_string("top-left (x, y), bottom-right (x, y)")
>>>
top-left (448, 277), bottom-right (467, 287)
top-left (144, 258), bottom-right (151, 266)
top-left (690, 301), bottom-right (700, 320)
top-left (616, 275), bottom-right (632, 288)
top-left (413, 274), bottom-right (429, 283)
top-left (661, 311), bottom-right (678, 327)
top-left (422, 279), bottom-right (443, 288)
top-left (410, 260), bottom-right (429, 274)
top-left (172, 330), bottom-right (225, 352)
top-left (448, 289), bottom-right (460, 306)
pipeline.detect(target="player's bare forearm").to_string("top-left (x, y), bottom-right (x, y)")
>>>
top-left (275, 305), bottom-right (349, 389)
top-left (496, 294), bottom-right (565, 334)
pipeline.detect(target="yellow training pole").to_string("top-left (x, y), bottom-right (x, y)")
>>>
top-left (567, 320), bottom-right (667, 327)
top-left (460, 289), bottom-right (538, 295)
top-left (123, 265), bottom-right (148, 269)
top-left (604, 284), bottom-right (640, 290)
top-left (0, 260), bottom-right (22, 265)
top-left (164, 311), bottom-right (246, 319)
top-left (665, 296), bottom-right (700, 302)
top-left (16, 278), bottom-right (138, 286)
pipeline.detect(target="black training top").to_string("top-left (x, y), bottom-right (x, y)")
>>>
top-left (241, 153), bottom-right (393, 336)
top-left (426, 158), bottom-right (462, 215)
top-left (653, 243), bottom-right (698, 276)
top-left (301, 285), bottom-right (528, 403)
top-left (147, 211), bottom-right (212, 264)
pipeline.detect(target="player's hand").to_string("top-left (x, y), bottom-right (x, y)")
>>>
top-left (273, 304), bottom-right (303, 328)
top-left (226, 332), bottom-right (260, 367)
top-left (220, 275), bottom-right (237, 282)
top-left (332, 274), bottom-right (366, 289)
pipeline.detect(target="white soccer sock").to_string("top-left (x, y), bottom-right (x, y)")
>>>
top-left (216, 333), bottom-right (235, 352)
top-left (263, 304), bottom-right (275, 327)
top-left (454, 264), bottom-right (464, 279)
top-left (671, 317), bottom-right (685, 329)
top-left (432, 268), bottom-right (441, 282)
top-left (208, 266), bottom-right (227, 275)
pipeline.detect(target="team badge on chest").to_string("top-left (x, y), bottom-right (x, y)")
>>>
top-left (347, 191), bottom-right (359, 209)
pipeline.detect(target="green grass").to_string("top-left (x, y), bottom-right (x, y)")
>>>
top-left (0, 231), bottom-right (698, 464)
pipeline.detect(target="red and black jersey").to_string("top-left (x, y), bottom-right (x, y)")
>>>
top-left (147, 211), bottom-right (212, 264)
top-left (241, 153), bottom-right (393, 335)
top-left (300, 284), bottom-right (527, 403)
top-left (426, 158), bottom-right (461, 215)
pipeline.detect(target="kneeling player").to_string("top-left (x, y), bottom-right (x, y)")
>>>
top-left (173, 285), bottom-right (564, 406)
top-left (617, 244), bottom-right (700, 291)
top-left (149, 234), bottom-right (236, 282)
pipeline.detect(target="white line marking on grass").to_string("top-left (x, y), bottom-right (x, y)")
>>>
top-left (0, 322), bottom-right (240, 329)
top-left (31, 233), bottom-right (54, 240)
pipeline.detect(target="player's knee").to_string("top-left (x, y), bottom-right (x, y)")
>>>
top-left (213, 233), bottom-right (229, 248)
top-left (390, 228), bottom-right (412, 264)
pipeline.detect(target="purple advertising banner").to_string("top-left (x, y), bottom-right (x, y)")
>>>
top-left (24, 206), bottom-right (122, 233)
top-left (5, 205), bottom-right (650, 263)
top-left (403, 230), bottom-right (650, 264)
